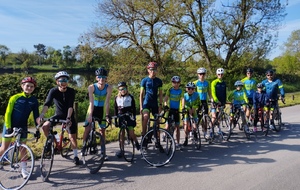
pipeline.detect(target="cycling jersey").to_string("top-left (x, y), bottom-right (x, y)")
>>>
top-left (165, 87), bottom-right (184, 109)
top-left (228, 89), bottom-right (249, 106)
top-left (211, 78), bottom-right (227, 104)
top-left (4, 92), bottom-right (39, 130)
top-left (193, 80), bottom-right (210, 101)
top-left (253, 91), bottom-right (267, 109)
top-left (183, 92), bottom-right (199, 109)
top-left (140, 77), bottom-right (163, 106)
top-left (114, 94), bottom-right (136, 128)
top-left (241, 77), bottom-right (257, 99)
top-left (93, 83), bottom-right (108, 107)
top-left (261, 78), bottom-right (285, 100)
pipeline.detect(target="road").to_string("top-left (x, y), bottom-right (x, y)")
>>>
top-left (21, 105), bottom-right (300, 190)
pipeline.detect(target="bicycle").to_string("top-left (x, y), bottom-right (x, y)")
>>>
top-left (111, 113), bottom-right (137, 163)
top-left (182, 109), bottom-right (201, 150)
top-left (39, 118), bottom-right (72, 182)
top-left (81, 117), bottom-right (108, 174)
top-left (264, 97), bottom-right (285, 135)
top-left (0, 127), bottom-right (40, 190)
top-left (140, 109), bottom-right (176, 167)
top-left (210, 103), bottom-right (231, 141)
top-left (197, 104), bottom-right (216, 144)
top-left (249, 107), bottom-right (266, 135)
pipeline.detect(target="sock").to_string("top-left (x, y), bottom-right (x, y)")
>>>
top-left (73, 149), bottom-right (78, 157)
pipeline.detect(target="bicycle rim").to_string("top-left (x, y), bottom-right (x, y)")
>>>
top-left (0, 144), bottom-right (34, 190)
top-left (119, 129), bottom-right (134, 162)
top-left (273, 111), bottom-right (282, 132)
top-left (141, 129), bottom-right (175, 167)
top-left (60, 130), bottom-right (71, 158)
top-left (194, 127), bottom-right (201, 150)
top-left (40, 139), bottom-right (54, 182)
top-left (82, 133), bottom-right (104, 174)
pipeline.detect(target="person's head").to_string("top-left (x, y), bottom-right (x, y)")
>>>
top-left (186, 82), bottom-right (196, 94)
top-left (117, 81), bottom-right (128, 96)
top-left (256, 83), bottom-right (264, 93)
top-left (234, 80), bottom-right (243, 91)
top-left (266, 69), bottom-right (274, 81)
top-left (246, 68), bottom-right (254, 78)
top-left (21, 76), bottom-right (37, 95)
top-left (55, 71), bottom-right (70, 90)
top-left (171, 76), bottom-right (181, 89)
top-left (147, 62), bottom-right (158, 78)
top-left (216, 68), bottom-right (224, 79)
top-left (197, 67), bottom-right (207, 80)
top-left (95, 67), bottom-right (108, 85)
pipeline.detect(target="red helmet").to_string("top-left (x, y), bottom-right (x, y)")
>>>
top-left (147, 62), bottom-right (158, 69)
top-left (21, 77), bottom-right (37, 87)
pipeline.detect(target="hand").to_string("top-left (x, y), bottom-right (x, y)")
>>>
top-left (106, 115), bottom-right (112, 124)
top-left (66, 117), bottom-right (72, 127)
top-left (281, 97), bottom-right (285, 103)
top-left (163, 105), bottom-right (169, 110)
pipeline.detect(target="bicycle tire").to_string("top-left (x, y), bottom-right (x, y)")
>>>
top-left (140, 128), bottom-right (175, 167)
top-left (60, 129), bottom-right (71, 158)
top-left (273, 109), bottom-right (282, 132)
top-left (119, 128), bottom-right (135, 162)
top-left (203, 115), bottom-right (216, 143)
top-left (82, 132), bottom-right (105, 174)
top-left (40, 136), bottom-right (54, 182)
top-left (218, 113), bottom-right (230, 141)
top-left (194, 126), bottom-right (201, 150)
top-left (0, 144), bottom-right (35, 190)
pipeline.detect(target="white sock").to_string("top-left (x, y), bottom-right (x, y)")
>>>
top-left (73, 149), bottom-right (78, 157)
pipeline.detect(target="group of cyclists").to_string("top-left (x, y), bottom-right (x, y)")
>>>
top-left (0, 61), bottom-right (285, 178)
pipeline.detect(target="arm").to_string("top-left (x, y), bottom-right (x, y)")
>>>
top-left (139, 87), bottom-right (145, 113)
top-left (86, 84), bottom-right (95, 122)
top-left (131, 95), bottom-right (137, 117)
top-left (159, 87), bottom-right (163, 107)
top-left (114, 96), bottom-right (118, 116)
top-left (4, 95), bottom-right (16, 129)
top-left (211, 79), bottom-right (219, 103)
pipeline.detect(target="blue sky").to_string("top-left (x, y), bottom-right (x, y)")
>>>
top-left (0, 0), bottom-right (299, 60)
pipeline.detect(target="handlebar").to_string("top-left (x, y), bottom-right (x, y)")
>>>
top-left (5, 127), bottom-right (40, 142)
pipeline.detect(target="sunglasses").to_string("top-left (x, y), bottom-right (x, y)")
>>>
top-left (217, 74), bottom-right (223, 76)
top-left (198, 73), bottom-right (205, 75)
top-left (187, 88), bottom-right (194, 90)
top-left (118, 87), bottom-right (127, 91)
top-left (149, 68), bottom-right (157, 72)
top-left (267, 74), bottom-right (273, 77)
top-left (58, 79), bottom-right (68, 83)
top-left (172, 81), bottom-right (180, 84)
top-left (247, 72), bottom-right (253, 74)
top-left (97, 76), bottom-right (107, 79)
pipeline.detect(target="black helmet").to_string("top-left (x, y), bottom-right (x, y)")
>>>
top-left (266, 69), bottom-right (274, 75)
top-left (117, 81), bottom-right (127, 88)
top-left (257, 83), bottom-right (264, 88)
top-left (246, 68), bottom-right (253, 73)
top-left (95, 67), bottom-right (108, 76)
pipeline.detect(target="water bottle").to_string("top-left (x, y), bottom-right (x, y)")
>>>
top-left (189, 131), bottom-right (193, 140)
top-left (55, 134), bottom-right (60, 143)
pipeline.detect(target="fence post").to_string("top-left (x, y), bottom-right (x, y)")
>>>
top-left (74, 102), bottom-right (78, 137)
top-left (292, 95), bottom-right (294, 100)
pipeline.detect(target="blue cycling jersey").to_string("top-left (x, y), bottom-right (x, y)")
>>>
top-left (165, 87), bottom-right (184, 109)
top-left (193, 80), bottom-right (210, 100)
top-left (241, 77), bottom-right (257, 98)
top-left (261, 78), bottom-right (285, 99)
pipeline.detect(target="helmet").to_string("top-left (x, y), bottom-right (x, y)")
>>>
top-left (95, 67), bottom-right (108, 76)
top-left (55, 71), bottom-right (70, 80)
top-left (246, 68), bottom-right (254, 73)
top-left (197, 67), bottom-right (207, 74)
top-left (234, 80), bottom-right (243, 86)
top-left (216, 68), bottom-right (224, 74)
top-left (147, 62), bottom-right (158, 69)
top-left (186, 82), bottom-right (196, 88)
top-left (171, 76), bottom-right (180, 82)
top-left (266, 69), bottom-right (274, 75)
top-left (257, 83), bottom-right (264, 88)
top-left (117, 81), bottom-right (127, 88)
top-left (21, 77), bottom-right (37, 87)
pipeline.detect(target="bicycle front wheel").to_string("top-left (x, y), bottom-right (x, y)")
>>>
top-left (40, 137), bottom-right (54, 182)
top-left (119, 128), bottom-right (134, 162)
top-left (60, 129), bottom-right (71, 158)
top-left (194, 127), bottom-right (201, 150)
top-left (140, 128), bottom-right (175, 167)
top-left (82, 132), bottom-right (105, 174)
top-left (273, 110), bottom-right (282, 132)
top-left (0, 144), bottom-right (35, 190)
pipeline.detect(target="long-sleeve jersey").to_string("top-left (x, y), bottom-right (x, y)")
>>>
top-left (253, 91), bottom-right (267, 109)
top-left (261, 78), bottom-right (285, 99)
top-left (114, 94), bottom-right (136, 116)
top-left (241, 77), bottom-right (257, 99)
top-left (228, 89), bottom-right (249, 106)
top-left (5, 92), bottom-right (39, 129)
top-left (211, 78), bottom-right (227, 104)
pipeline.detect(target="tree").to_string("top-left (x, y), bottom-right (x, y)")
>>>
top-left (34, 43), bottom-right (47, 65)
top-left (63, 45), bottom-right (76, 68)
top-left (0, 45), bottom-right (10, 66)
top-left (284, 29), bottom-right (300, 55)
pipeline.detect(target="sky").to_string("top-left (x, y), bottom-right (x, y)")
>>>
top-left (0, 0), bottom-right (300, 60)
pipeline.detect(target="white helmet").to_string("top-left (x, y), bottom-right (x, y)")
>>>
top-left (171, 76), bottom-right (181, 82)
top-left (55, 71), bottom-right (70, 80)
top-left (186, 82), bottom-right (196, 88)
top-left (216, 68), bottom-right (224, 74)
top-left (234, 80), bottom-right (243, 86)
top-left (197, 67), bottom-right (207, 74)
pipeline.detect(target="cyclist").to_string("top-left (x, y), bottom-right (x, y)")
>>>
top-left (252, 83), bottom-right (267, 132)
top-left (163, 76), bottom-right (184, 150)
top-left (210, 68), bottom-right (227, 132)
top-left (139, 62), bottom-right (163, 148)
top-left (81, 67), bottom-right (112, 160)
top-left (39, 71), bottom-right (79, 165)
top-left (114, 82), bottom-right (140, 158)
top-left (241, 68), bottom-right (257, 122)
top-left (261, 69), bottom-right (285, 130)
top-left (193, 67), bottom-right (211, 140)
top-left (0, 77), bottom-right (39, 178)
top-left (228, 80), bottom-right (249, 132)
top-left (182, 82), bottom-right (200, 146)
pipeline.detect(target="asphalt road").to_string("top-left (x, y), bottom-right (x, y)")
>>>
top-left (20, 105), bottom-right (300, 190)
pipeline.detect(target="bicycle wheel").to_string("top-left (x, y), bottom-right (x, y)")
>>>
top-left (273, 109), bottom-right (282, 132)
top-left (218, 113), bottom-right (230, 141)
top-left (194, 127), bottom-right (201, 150)
top-left (40, 137), bottom-right (54, 182)
top-left (119, 128), bottom-right (134, 162)
top-left (82, 132), bottom-right (105, 174)
top-left (140, 128), bottom-right (175, 167)
top-left (0, 144), bottom-right (35, 190)
top-left (60, 129), bottom-right (71, 158)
